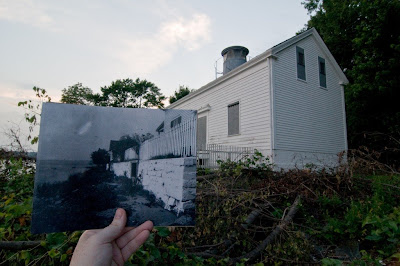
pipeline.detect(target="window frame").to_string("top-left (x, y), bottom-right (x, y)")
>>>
top-left (318, 56), bottom-right (327, 88)
top-left (227, 101), bottom-right (240, 136)
top-left (296, 46), bottom-right (306, 81)
top-left (156, 122), bottom-right (164, 134)
top-left (170, 116), bottom-right (181, 128)
top-left (197, 114), bottom-right (208, 149)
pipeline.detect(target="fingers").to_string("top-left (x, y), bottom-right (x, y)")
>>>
top-left (121, 229), bottom-right (151, 261)
top-left (111, 241), bottom-right (124, 266)
top-left (116, 221), bottom-right (154, 249)
top-left (95, 208), bottom-right (127, 243)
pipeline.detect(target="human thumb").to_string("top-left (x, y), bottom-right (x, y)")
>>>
top-left (96, 208), bottom-right (127, 243)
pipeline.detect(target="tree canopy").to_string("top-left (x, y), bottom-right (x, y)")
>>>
top-left (60, 78), bottom-right (166, 108)
top-left (91, 148), bottom-right (110, 166)
top-left (61, 83), bottom-right (94, 105)
top-left (302, 0), bottom-right (400, 151)
top-left (169, 85), bottom-right (193, 104)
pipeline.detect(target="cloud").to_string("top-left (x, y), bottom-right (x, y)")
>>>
top-left (0, 0), bottom-right (54, 29)
top-left (115, 13), bottom-right (211, 75)
top-left (159, 14), bottom-right (211, 51)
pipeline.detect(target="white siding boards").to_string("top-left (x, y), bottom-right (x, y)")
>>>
top-left (271, 30), bottom-right (348, 168)
top-left (168, 57), bottom-right (272, 155)
top-left (168, 28), bottom-right (348, 169)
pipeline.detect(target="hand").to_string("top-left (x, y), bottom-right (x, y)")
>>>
top-left (70, 208), bottom-right (153, 266)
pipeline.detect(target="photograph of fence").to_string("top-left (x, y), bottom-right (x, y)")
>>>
top-left (140, 117), bottom-right (197, 160)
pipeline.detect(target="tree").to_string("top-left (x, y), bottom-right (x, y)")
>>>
top-left (91, 148), bottom-right (110, 168)
top-left (60, 78), bottom-right (166, 108)
top-left (60, 83), bottom-right (95, 105)
top-left (302, 0), bottom-right (400, 151)
top-left (98, 78), bottom-right (166, 108)
top-left (169, 86), bottom-right (193, 104)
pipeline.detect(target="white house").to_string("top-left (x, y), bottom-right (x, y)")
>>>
top-left (168, 28), bottom-right (348, 169)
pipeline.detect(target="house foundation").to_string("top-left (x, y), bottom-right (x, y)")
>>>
top-left (138, 157), bottom-right (196, 214)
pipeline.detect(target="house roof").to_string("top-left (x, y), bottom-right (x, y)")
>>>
top-left (167, 28), bottom-right (348, 109)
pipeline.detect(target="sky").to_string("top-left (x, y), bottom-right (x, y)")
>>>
top-left (0, 0), bottom-right (310, 151)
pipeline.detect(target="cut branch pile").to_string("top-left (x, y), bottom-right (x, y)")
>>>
top-left (168, 166), bottom-right (364, 264)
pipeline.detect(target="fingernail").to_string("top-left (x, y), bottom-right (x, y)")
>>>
top-left (115, 208), bottom-right (123, 219)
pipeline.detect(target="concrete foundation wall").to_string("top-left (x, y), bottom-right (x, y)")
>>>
top-left (273, 150), bottom-right (343, 170)
top-left (138, 157), bottom-right (196, 214)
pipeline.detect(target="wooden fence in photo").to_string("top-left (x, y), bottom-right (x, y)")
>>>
top-left (140, 118), bottom-right (196, 160)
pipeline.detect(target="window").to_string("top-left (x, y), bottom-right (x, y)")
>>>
top-left (318, 56), bottom-right (327, 88)
top-left (197, 116), bottom-right (207, 149)
top-left (156, 122), bottom-right (164, 134)
top-left (228, 102), bottom-right (239, 135)
top-left (170, 116), bottom-right (181, 128)
top-left (296, 46), bottom-right (306, 80)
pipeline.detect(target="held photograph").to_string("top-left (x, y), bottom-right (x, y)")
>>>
top-left (32, 103), bottom-right (197, 234)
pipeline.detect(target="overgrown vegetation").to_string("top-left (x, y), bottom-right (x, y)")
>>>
top-left (1, 149), bottom-right (399, 265)
top-left (301, 0), bottom-right (400, 166)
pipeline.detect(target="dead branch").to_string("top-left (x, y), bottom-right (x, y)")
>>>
top-left (187, 205), bottom-right (264, 258)
top-left (187, 252), bottom-right (225, 259)
top-left (197, 174), bottom-right (218, 181)
top-left (185, 241), bottom-right (225, 250)
top-left (187, 196), bottom-right (301, 263)
top-left (241, 209), bottom-right (261, 230)
top-left (230, 195), bottom-right (301, 264)
top-left (0, 241), bottom-right (42, 250)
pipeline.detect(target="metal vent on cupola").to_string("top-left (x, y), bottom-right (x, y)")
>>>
top-left (221, 46), bottom-right (249, 75)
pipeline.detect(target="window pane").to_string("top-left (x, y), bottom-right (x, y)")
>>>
top-left (318, 56), bottom-right (326, 88)
top-left (170, 116), bottom-right (181, 128)
top-left (298, 52), bottom-right (305, 66)
top-left (319, 61), bottom-right (326, 75)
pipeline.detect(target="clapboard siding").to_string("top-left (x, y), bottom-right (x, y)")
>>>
top-left (273, 35), bottom-right (346, 154)
top-left (170, 59), bottom-right (271, 153)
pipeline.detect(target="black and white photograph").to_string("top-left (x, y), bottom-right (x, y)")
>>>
top-left (32, 103), bottom-right (197, 233)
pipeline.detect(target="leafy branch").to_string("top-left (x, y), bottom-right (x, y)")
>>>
top-left (17, 87), bottom-right (51, 145)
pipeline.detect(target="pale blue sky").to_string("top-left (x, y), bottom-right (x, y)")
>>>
top-left (0, 0), bottom-right (310, 150)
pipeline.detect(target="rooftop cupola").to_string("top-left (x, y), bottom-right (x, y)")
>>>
top-left (221, 46), bottom-right (249, 75)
